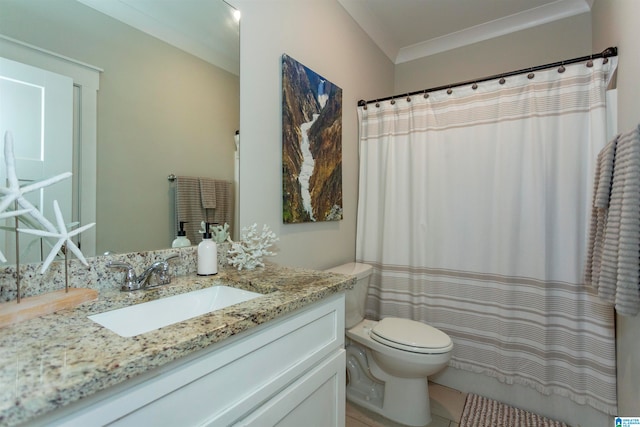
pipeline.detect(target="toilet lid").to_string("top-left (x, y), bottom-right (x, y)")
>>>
top-left (371, 317), bottom-right (452, 354)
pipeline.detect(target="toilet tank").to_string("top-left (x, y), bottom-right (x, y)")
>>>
top-left (325, 262), bottom-right (372, 329)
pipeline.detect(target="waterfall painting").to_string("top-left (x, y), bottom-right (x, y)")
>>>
top-left (282, 54), bottom-right (343, 223)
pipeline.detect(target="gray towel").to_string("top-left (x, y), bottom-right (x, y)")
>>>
top-left (585, 125), bottom-right (640, 316)
top-left (584, 138), bottom-right (616, 290)
top-left (199, 178), bottom-right (217, 209)
top-left (175, 176), bottom-right (234, 244)
top-left (207, 180), bottom-right (233, 228)
top-left (175, 176), bottom-right (204, 244)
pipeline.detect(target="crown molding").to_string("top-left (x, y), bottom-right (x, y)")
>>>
top-left (396, 0), bottom-right (592, 64)
top-left (339, 0), bottom-right (593, 65)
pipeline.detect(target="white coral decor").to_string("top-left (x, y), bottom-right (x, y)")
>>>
top-left (227, 223), bottom-right (278, 270)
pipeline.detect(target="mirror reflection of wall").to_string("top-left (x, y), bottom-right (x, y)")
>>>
top-left (0, 0), bottom-right (239, 256)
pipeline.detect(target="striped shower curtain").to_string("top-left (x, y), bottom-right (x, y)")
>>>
top-left (356, 59), bottom-right (618, 414)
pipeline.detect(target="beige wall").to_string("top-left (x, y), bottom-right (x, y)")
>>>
top-left (1, 0), bottom-right (239, 254)
top-left (592, 0), bottom-right (640, 417)
top-left (394, 12), bottom-right (592, 94)
top-left (234, 0), bottom-right (393, 270)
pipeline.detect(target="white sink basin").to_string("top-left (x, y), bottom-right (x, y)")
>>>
top-left (89, 286), bottom-right (262, 337)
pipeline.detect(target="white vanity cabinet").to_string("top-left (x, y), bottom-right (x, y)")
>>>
top-left (39, 293), bottom-right (346, 427)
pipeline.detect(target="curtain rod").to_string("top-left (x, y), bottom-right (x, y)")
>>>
top-left (357, 46), bottom-right (618, 107)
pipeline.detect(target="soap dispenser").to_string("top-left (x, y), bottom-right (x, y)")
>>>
top-left (197, 222), bottom-right (218, 276)
top-left (172, 221), bottom-right (192, 248)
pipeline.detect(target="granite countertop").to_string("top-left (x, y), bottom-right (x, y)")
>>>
top-left (0, 263), bottom-right (354, 426)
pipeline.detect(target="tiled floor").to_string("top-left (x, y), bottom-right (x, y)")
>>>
top-left (346, 383), bottom-right (467, 427)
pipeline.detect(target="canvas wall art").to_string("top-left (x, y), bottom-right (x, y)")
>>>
top-left (282, 54), bottom-right (343, 223)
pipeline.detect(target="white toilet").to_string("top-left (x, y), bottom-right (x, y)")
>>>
top-left (326, 262), bottom-right (453, 427)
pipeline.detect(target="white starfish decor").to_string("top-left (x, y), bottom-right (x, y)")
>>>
top-left (18, 200), bottom-right (95, 273)
top-left (0, 131), bottom-right (71, 234)
top-left (1, 131), bottom-right (95, 273)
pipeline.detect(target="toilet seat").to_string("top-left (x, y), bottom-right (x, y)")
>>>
top-left (371, 317), bottom-right (452, 354)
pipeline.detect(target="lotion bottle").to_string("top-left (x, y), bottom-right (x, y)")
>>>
top-left (172, 221), bottom-right (192, 248)
top-left (197, 222), bottom-right (218, 275)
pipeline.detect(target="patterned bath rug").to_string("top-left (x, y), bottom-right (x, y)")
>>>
top-left (460, 393), bottom-right (569, 427)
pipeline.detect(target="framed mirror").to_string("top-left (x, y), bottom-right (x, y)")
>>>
top-left (0, 0), bottom-right (240, 260)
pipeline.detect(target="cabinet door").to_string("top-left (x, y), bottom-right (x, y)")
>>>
top-left (234, 349), bottom-right (345, 427)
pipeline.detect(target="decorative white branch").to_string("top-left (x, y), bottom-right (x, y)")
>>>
top-left (211, 223), bottom-right (230, 243)
top-left (199, 221), bottom-right (230, 243)
top-left (227, 223), bottom-right (278, 270)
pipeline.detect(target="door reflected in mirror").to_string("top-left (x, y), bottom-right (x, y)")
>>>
top-left (0, 0), bottom-right (240, 260)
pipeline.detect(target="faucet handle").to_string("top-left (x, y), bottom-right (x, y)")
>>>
top-left (107, 261), bottom-right (139, 291)
top-left (155, 254), bottom-right (179, 285)
top-left (155, 267), bottom-right (171, 286)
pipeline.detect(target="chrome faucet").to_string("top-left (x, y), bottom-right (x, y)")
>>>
top-left (107, 254), bottom-right (179, 292)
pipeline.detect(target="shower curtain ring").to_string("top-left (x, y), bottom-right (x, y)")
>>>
top-left (558, 62), bottom-right (566, 73)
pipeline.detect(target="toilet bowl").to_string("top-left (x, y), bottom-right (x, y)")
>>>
top-left (326, 262), bottom-right (453, 427)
